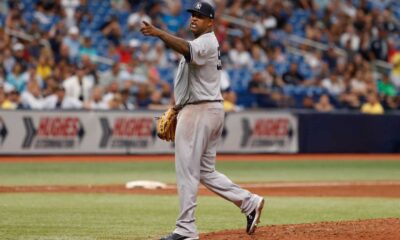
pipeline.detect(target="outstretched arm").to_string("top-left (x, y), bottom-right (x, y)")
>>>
top-left (140, 21), bottom-right (190, 58)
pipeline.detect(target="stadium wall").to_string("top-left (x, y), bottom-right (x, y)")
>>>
top-left (298, 112), bottom-right (400, 153)
top-left (0, 110), bottom-right (399, 154)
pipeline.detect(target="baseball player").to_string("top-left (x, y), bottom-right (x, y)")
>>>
top-left (141, 2), bottom-right (264, 240)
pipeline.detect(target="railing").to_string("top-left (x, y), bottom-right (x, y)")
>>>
top-left (220, 14), bottom-right (393, 75)
top-left (5, 27), bottom-right (114, 66)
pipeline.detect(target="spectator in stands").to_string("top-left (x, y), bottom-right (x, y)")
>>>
top-left (43, 86), bottom-right (82, 109)
top-left (338, 73), bottom-right (362, 109)
top-left (0, 27), bottom-right (10, 51)
top-left (36, 53), bottom-right (53, 80)
top-left (340, 0), bottom-right (357, 18)
top-left (49, 21), bottom-right (70, 64)
top-left (99, 62), bottom-right (124, 88)
top-left (101, 15), bottom-right (122, 46)
top-left (364, 71), bottom-right (378, 94)
top-left (137, 42), bottom-right (157, 63)
top-left (148, 89), bottom-right (169, 111)
top-left (263, 64), bottom-right (285, 89)
top-left (103, 81), bottom-right (120, 103)
top-left (248, 71), bottom-right (278, 108)
top-left (304, 50), bottom-right (323, 75)
top-left (302, 95), bottom-right (314, 109)
top-left (377, 73), bottom-right (397, 110)
top-left (251, 45), bottom-right (268, 70)
top-left (27, 23), bottom-right (44, 60)
top-left (5, 7), bottom-right (27, 34)
top-left (390, 51), bottom-right (400, 89)
top-left (0, 88), bottom-right (7, 109)
top-left (282, 63), bottom-right (304, 85)
top-left (63, 26), bottom-right (81, 63)
top-left (321, 72), bottom-right (345, 96)
top-left (74, 0), bottom-right (92, 28)
top-left (229, 39), bottom-right (252, 68)
top-left (2, 48), bottom-right (15, 74)
top-left (42, 76), bottom-right (59, 97)
top-left (55, 43), bottom-right (72, 65)
top-left (350, 70), bottom-right (368, 98)
top-left (105, 42), bottom-right (121, 63)
top-left (322, 46), bottom-right (338, 71)
top-left (117, 39), bottom-right (139, 64)
top-left (340, 24), bottom-right (360, 52)
top-left (83, 86), bottom-right (108, 110)
top-left (0, 88), bottom-right (15, 109)
top-left (120, 89), bottom-right (135, 110)
top-left (361, 92), bottom-right (384, 114)
top-left (20, 80), bottom-right (44, 109)
top-left (0, 0), bottom-right (398, 114)
top-left (0, 67), bottom-right (5, 86)
top-left (11, 42), bottom-right (29, 71)
top-left (6, 62), bottom-right (28, 93)
top-left (220, 68), bottom-right (232, 93)
top-left (222, 91), bottom-right (241, 112)
top-left (160, 0), bottom-right (185, 34)
top-left (269, 46), bottom-right (286, 64)
top-left (0, 89), bottom-right (21, 109)
top-left (136, 83), bottom-right (151, 108)
top-left (129, 58), bottom-right (148, 84)
top-left (52, 59), bottom-right (72, 84)
top-left (63, 66), bottom-right (95, 102)
top-left (79, 36), bottom-right (97, 60)
top-left (147, 65), bottom-right (170, 99)
top-left (314, 94), bottom-right (335, 112)
top-left (108, 92), bottom-right (123, 110)
top-left (219, 41), bottom-right (232, 68)
top-left (80, 54), bottom-right (98, 85)
top-left (152, 41), bottom-right (169, 68)
top-left (127, 5), bottom-right (152, 31)
top-left (369, 27), bottom-right (389, 61)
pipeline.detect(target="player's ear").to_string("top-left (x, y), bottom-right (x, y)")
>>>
top-left (208, 18), bottom-right (214, 27)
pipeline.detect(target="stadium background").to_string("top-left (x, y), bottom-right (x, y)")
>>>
top-left (0, 0), bottom-right (400, 239)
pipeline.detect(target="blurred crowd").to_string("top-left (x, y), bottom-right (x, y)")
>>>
top-left (0, 0), bottom-right (399, 114)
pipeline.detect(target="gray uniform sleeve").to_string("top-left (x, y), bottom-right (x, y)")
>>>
top-left (188, 36), bottom-right (210, 66)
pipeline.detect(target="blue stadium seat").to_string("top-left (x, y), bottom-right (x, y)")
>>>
top-left (236, 93), bottom-right (257, 108)
top-left (273, 62), bottom-right (289, 76)
top-left (252, 61), bottom-right (267, 72)
top-left (228, 68), bottom-right (252, 93)
top-left (118, 11), bottom-right (130, 26)
top-left (298, 62), bottom-right (312, 79)
top-left (157, 67), bottom-right (175, 86)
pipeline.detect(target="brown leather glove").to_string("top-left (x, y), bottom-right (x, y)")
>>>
top-left (156, 107), bottom-right (179, 142)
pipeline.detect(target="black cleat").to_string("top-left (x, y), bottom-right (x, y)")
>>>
top-left (160, 233), bottom-right (199, 240)
top-left (246, 197), bottom-right (265, 235)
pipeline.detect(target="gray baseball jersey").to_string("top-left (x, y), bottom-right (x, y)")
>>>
top-left (174, 32), bottom-right (223, 105)
top-left (172, 31), bottom-right (262, 238)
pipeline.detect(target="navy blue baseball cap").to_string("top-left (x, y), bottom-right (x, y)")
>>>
top-left (187, 1), bottom-right (215, 19)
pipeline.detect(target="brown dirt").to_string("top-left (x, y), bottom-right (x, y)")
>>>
top-left (0, 154), bottom-right (399, 162)
top-left (1, 182), bottom-right (400, 198)
top-left (201, 218), bottom-right (400, 240)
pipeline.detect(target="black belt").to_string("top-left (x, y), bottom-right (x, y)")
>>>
top-left (173, 100), bottom-right (223, 111)
top-left (186, 100), bottom-right (223, 105)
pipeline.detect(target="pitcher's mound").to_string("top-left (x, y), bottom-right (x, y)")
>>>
top-left (201, 218), bottom-right (400, 240)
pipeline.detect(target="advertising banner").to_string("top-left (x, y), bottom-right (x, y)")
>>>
top-left (0, 110), bottom-right (298, 154)
top-left (220, 111), bottom-right (298, 153)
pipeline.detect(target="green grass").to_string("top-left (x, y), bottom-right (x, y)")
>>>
top-left (1, 160), bottom-right (400, 185)
top-left (0, 194), bottom-right (399, 240)
top-left (1, 159), bottom-right (400, 239)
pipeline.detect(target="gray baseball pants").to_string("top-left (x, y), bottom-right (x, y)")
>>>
top-left (173, 102), bottom-right (261, 238)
